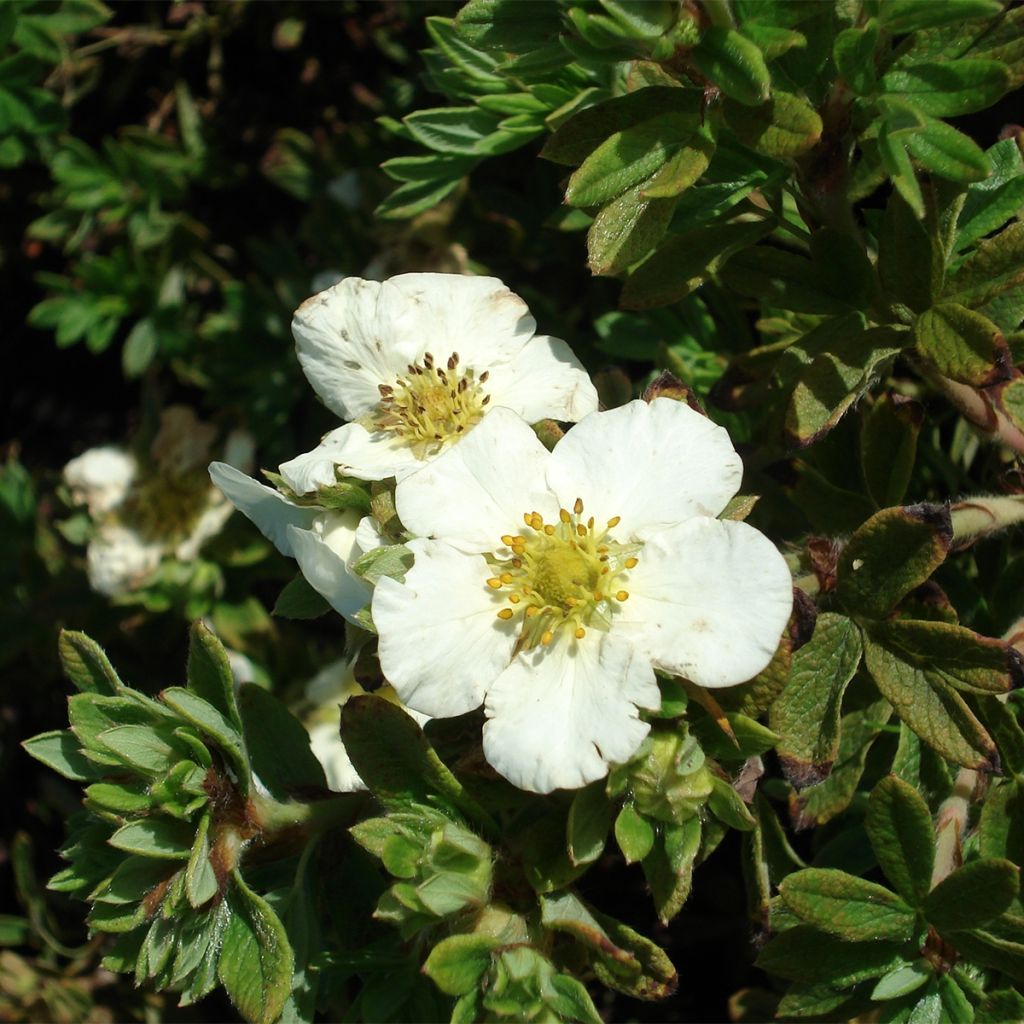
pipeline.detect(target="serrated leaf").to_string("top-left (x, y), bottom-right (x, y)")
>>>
top-left (218, 871), bottom-right (294, 1024)
top-left (923, 858), bottom-right (1020, 932)
top-left (780, 868), bottom-right (917, 941)
top-left (691, 26), bottom-right (771, 106)
top-left (58, 629), bottom-right (121, 695)
top-left (423, 934), bottom-right (499, 996)
top-left (863, 626), bottom-right (998, 770)
top-left (186, 620), bottom-right (243, 733)
top-left (881, 60), bottom-right (1009, 117)
top-left (723, 91), bottom-right (823, 157)
top-left (866, 776), bottom-right (936, 906)
top-left (772, 614), bottom-right (862, 788)
top-left (836, 504), bottom-right (952, 619)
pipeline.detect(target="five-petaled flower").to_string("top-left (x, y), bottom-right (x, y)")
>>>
top-left (372, 399), bottom-right (793, 794)
top-left (279, 273), bottom-right (598, 492)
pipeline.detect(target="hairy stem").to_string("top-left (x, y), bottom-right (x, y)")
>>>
top-left (930, 767), bottom-right (977, 889)
top-left (925, 368), bottom-right (1024, 455)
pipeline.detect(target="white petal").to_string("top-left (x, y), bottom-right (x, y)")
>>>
top-left (486, 335), bottom-right (598, 424)
top-left (394, 407), bottom-right (557, 553)
top-left (208, 461), bottom-right (317, 557)
top-left (175, 497), bottom-right (233, 561)
top-left (482, 632), bottom-right (658, 794)
top-left (308, 721), bottom-right (365, 793)
top-left (355, 515), bottom-right (383, 556)
top-left (292, 277), bottom-right (425, 419)
top-left (287, 521), bottom-right (371, 623)
top-left (87, 525), bottom-right (162, 597)
top-left (547, 399), bottom-right (743, 537)
top-left (373, 538), bottom-right (517, 717)
top-left (279, 423), bottom-right (420, 491)
top-left (64, 446), bottom-right (136, 516)
top-left (615, 518), bottom-right (793, 688)
top-left (386, 273), bottom-right (537, 369)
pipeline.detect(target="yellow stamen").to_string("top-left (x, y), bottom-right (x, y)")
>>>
top-left (486, 578), bottom-right (502, 589)
top-left (625, 557), bottom-right (638, 569)
top-left (541, 631), bottom-right (554, 645)
top-left (559, 508), bottom-right (571, 524)
top-left (616, 590), bottom-right (629, 602)
top-left (575, 627), bottom-right (586, 639)
top-left (497, 608), bottom-right (514, 620)
top-left (607, 516), bottom-right (620, 528)
top-left (574, 497), bottom-right (584, 515)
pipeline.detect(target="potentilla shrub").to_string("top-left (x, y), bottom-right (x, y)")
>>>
top-left (23, 2), bottom-right (1024, 1022)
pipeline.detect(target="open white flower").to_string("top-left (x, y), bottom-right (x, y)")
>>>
top-left (279, 273), bottom-right (598, 491)
top-left (208, 462), bottom-right (381, 623)
top-left (372, 399), bottom-right (793, 794)
top-left (64, 446), bottom-right (137, 517)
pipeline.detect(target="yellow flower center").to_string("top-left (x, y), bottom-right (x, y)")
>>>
top-left (488, 498), bottom-right (640, 650)
top-left (119, 468), bottom-right (210, 543)
top-left (373, 351), bottom-right (490, 458)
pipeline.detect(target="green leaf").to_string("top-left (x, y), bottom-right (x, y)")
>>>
top-left (352, 544), bottom-right (414, 585)
top-left (341, 695), bottom-right (494, 833)
top-left (237, 684), bottom-right (327, 800)
top-left (566, 782), bottom-right (613, 866)
top-left (977, 988), bottom-right (1024, 1022)
top-left (880, 60), bottom-right (1009, 117)
top-left (186, 620), bottom-right (243, 733)
top-left (722, 245), bottom-right (854, 315)
top-left (614, 804), bottom-right (655, 864)
top-left (109, 818), bottom-right (194, 859)
top-left (707, 776), bottom-right (755, 831)
top-left (780, 868), bottom-right (917, 941)
top-left (879, 120), bottom-right (925, 218)
top-left (185, 813), bottom-right (218, 908)
top-left (58, 629), bottom-right (122, 695)
top-left (878, 191), bottom-right (935, 313)
top-left (455, 0), bottom-right (563, 54)
top-left (863, 626), bottom-right (998, 770)
top-left (403, 107), bottom-right (530, 157)
top-left (948, 222), bottom-right (1024, 308)
top-left (956, 138), bottom-right (1024, 250)
top-left (160, 687), bottom-right (250, 797)
top-left (691, 27), bottom-right (771, 106)
top-left (880, 0), bottom-right (1003, 34)
top-left (22, 730), bottom-right (101, 782)
top-left (834, 20), bottom-right (879, 96)
top-left (565, 110), bottom-right (707, 207)
top-left (723, 91), bottom-right (823, 157)
top-left (642, 816), bottom-right (701, 924)
top-left (620, 219), bottom-right (770, 309)
top-left (218, 871), bottom-right (295, 1024)
top-left (756, 925), bottom-right (910, 986)
top-left (835, 504), bottom-right (952, 619)
top-left (872, 961), bottom-right (933, 1000)
top-left (923, 859), bottom-right (1020, 932)
top-left (903, 117), bottom-right (992, 184)
top-left (860, 394), bottom-right (923, 509)
top-left (586, 185), bottom-right (676, 277)
top-left (950, 927), bottom-right (1024, 985)
top-left (423, 934), bottom-right (500, 996)
top-left (785, 326), bottom-right (907, 446)
top-left (914, 303), bottom-right (1009, 387)
top-left (375, 176), bottom-right (464, 220)
top-left (866, 776), bottom-right (936, 907)
top-left (541, 88), bottom-right (701, 167)
top-left (772, 613), bottom-right (862, 788)
top-left (272, 573), bottom-right (331, 619)
top-left (96, 724), bottom-right (185, 775)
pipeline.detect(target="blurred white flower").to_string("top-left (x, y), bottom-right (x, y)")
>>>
top-left (63, 447), bottom-right (137, 517)
top-left (279, 273), bottom-right (598, 490)
top-left (86, 524), bottom-right (163, 597)
top-left (373, 399), bottom-right (793, 794)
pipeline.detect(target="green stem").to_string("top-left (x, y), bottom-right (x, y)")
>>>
top-left (930, 767), bottom-right (977, 889)
top-left (251, 792), bottom-right (362, 836)
top-left (702, 0), bottom-right (735, 28)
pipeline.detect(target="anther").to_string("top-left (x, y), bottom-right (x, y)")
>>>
top-left (486, 578), bottom-right (502, 589)
top-left (574, 497), bottom-right (584, 515)
top-left (625, 557), bottom-right (638, 569)
top-left (500, 573), bottom-right (513, 584)
top-left (423, 352), bottom-right (434, 367)
top-left (447, 354), bottom-right (457, 370)
top-left (497, 608), bottom-right (514, 620)
top-left (541, 631), bottom-right (554, 645)
top-left (509, 594), bottom-right (521, 604)
top-left (576, 524), bottom-right (586, 537)
top-left (575, 627), bottom-right (586, 639)
top-left (526, 606), bottom-right (540, 617)
top-left (616, 590), bottom-right (629, 602)
top-left (501, 535), bottom-right (516, 546)
top-left (607, 516), bottom-right (621, 528)
top-left (482, 395), bottom-right (491, 405)
top-left (559, 508), bottom-right (571, 524)
top-left (587, 517), bottom-right (594, 529)
top-left (544, 524), bottom-right (555, 536)
top-left (479, 370), bottom-right (489, 383)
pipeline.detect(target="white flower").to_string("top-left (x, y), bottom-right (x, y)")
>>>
top-left (304, 658), bottom-right (430, 793)
top-left (63, 447), bottom-right (137, 517)
top-left (372, 399), bottom-right (793, 794)
top-left (208, 462), bottom-right (382, 623)
top-left (279, 273), bottom-right (598, 491)
top-left (87, 524), bottom-right (163, 597)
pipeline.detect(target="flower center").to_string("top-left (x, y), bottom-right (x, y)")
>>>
top-left (119, 467), bottom-right (210, 543)
top-left (487, 498), bottom-right (640, 649)
top-left (374, 351), bottom-right (490, 458)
